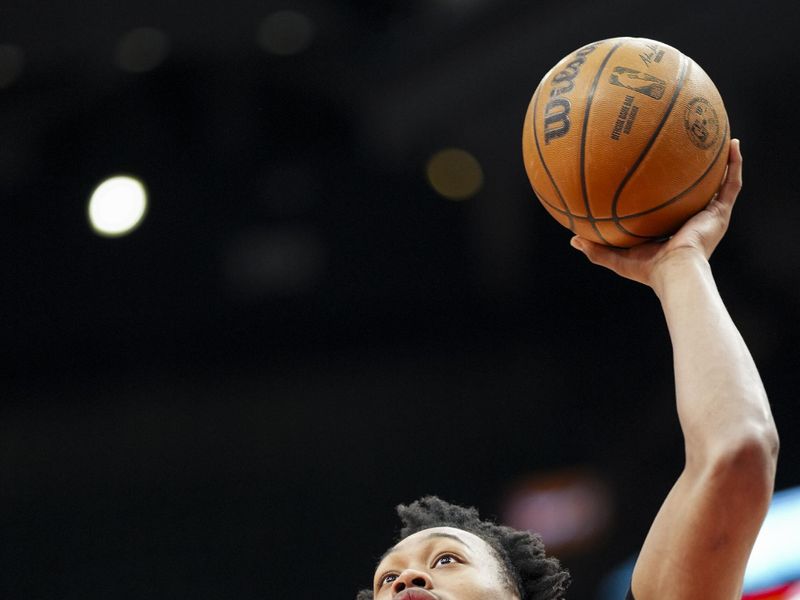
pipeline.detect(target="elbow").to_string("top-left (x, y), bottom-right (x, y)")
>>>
top-left (730, 423), bottom-right (779, 475)
top-left (749, 417), bottom-right (781, 474)
top-left (764, 422), bottom-right (780, 466)
top-left (707, 423), bottom-right (779, 501)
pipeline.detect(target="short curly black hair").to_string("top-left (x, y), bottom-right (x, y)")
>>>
top-left (356, 495), bottom-right (570, 600)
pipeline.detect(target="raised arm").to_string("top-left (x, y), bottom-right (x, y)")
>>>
top-left (571, 139), bottom-right (779, 600)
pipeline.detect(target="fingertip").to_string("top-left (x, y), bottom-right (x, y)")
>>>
top-left (570, 236), bottom-right (585, 252)
top-left (731, 138), bottom-right (742, 159)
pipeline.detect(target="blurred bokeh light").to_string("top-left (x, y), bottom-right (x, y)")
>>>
top-left (426, 147), bottom-right (484, 200)
top-left (256, 10), bottom-right (315, 56)
top-left (87, 175), bottom-right (148, 237)
top-left (114, 27), bottom-right (170, 73)
top-left (501, 468), bottom-right (613, 556)
top-left (0, 43), bottom-right (24, 87)
top-left (222, 226), bottom-right (327, 297)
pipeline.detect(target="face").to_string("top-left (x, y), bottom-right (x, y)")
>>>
top-left (372, 526), bottom-right (520, 600)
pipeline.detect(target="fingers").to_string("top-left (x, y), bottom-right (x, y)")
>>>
top-left (716, 138), bottom-right (743, 211)
top-left (571, 236), bottom-right (659, 286)
top-left (571, 236), bottom-right (627, 275)
top-left (569, 139), bottom-right (744, 284)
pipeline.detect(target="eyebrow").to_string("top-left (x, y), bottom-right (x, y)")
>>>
top-left (378, 532), bottom-right (472, 564)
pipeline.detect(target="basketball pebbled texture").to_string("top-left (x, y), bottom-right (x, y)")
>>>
top-left (522, 37), bottom-right (730, 247)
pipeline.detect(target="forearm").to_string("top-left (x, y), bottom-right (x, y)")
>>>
top-left (653, 250), bottom-right (778, 466)
top-left (580, 141), bottom-right (779, 598)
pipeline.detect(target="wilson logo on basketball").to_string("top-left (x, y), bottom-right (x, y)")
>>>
top-left (542, 44), bottom-right (598, 144)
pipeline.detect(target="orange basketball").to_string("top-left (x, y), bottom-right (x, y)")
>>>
top-left (522, 37), bottom-right (729, 247)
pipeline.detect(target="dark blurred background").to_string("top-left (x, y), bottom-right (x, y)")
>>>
top-left (2, 0), bottom-right (799, 598)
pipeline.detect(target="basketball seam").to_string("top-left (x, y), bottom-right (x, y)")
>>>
top-left (580, 39), bottom-right (626, 245)
top-left (528, 40), bottom-right (725, 246)
top-left (535, 121), bottom-right (728, 224)
top-left (609, 53), bottom-right (690, 235)
top-left (616, 119), bottom-right (730, 238)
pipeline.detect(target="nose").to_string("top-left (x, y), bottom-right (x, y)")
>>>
top-left (392, 568), bottom-right (433, 593)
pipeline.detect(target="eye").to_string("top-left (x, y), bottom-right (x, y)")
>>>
top-left (433, 553), bottom-right (460, 567)
top-left (378, 573), bottom-right (398, 587)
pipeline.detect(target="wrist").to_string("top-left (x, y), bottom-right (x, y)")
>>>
top-left (651, 248), bottom-right (711, 300)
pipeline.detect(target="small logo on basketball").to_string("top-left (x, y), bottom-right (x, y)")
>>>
top-left (684, 97), bottom-right (720, 149)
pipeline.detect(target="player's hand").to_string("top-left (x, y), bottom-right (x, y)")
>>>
top-left (569, 138), bottom-right (742, 289)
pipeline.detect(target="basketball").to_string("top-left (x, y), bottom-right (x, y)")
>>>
top-left (522, 37), bottom-right (730, 247)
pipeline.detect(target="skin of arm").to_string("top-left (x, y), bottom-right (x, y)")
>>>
top-left (571, 139), bottom-right (779, 600)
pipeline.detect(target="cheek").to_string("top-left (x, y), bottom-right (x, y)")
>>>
top-left (435, 568), bottom-right (511, 600)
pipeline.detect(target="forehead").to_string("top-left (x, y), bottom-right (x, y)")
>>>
top-left (380, 526), bottom-right (494, 563)
top-left (396, 527), bottom-right (485, 549)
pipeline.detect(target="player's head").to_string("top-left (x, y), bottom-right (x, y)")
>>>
top-left (357, 496), bottom-right (570, 600)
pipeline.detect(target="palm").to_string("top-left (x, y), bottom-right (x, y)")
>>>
top-left (571, 139), bottom-right (742, 288)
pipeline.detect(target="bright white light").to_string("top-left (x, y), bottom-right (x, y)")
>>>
top-left (88, 175), bottom-right (148, 237)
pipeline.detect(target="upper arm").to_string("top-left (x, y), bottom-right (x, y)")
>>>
top-left (630, 436), bottom-right (777, 600)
